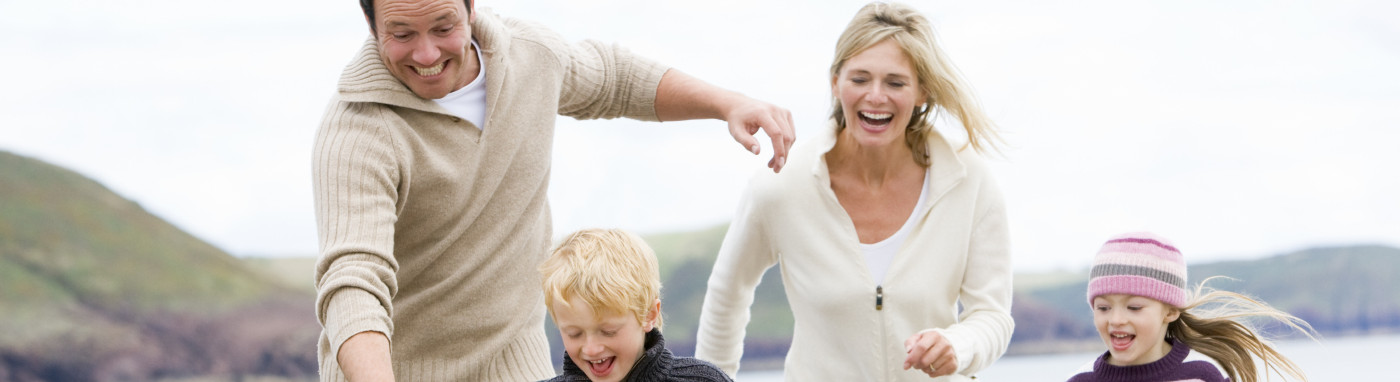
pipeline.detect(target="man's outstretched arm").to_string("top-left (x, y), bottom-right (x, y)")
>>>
top-left (653, 69), bottom-right (796, 173)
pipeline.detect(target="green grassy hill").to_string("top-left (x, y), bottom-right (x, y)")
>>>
top-left (1014, 245), bottom-right (1400, 351)
top-left (0, 151), bottom-right (317, 381)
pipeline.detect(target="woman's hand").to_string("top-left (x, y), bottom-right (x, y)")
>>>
top-left (903, 329), bottom-right (957, 378)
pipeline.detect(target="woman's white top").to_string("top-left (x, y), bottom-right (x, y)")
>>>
top-left (859, 174), bottom-right (931, 285)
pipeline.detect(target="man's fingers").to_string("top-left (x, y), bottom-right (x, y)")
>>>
top-left (769, 114), bottom-right (796, 160)
top-left (730, 120), bottom-right (761, 155)
top-left (724, 102), bottom-right (796, 172)
top-left (761, 116), bottom-right (789, 155)
top-left (750, 117), bottom-right (786, 172)
top-left (782, 108), bottom-right (796, 146)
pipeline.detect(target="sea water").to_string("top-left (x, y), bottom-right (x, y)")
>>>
top-left (734, 333), bottom-right (1393, 381)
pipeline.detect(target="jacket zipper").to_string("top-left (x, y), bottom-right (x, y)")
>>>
top-left (875, 285), bottom-right (884, 310)
top-left (877, 284), bottom-right (887, 380)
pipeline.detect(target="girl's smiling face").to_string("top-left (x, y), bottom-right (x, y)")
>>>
top-left (1092, 294), bottom-right (1180, 366)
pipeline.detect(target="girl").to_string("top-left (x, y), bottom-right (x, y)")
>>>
top-left (1069, 232), bottom-right (1315, 382)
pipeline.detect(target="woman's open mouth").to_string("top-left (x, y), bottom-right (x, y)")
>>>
top-left (859, 111), bottom-right (893, 127)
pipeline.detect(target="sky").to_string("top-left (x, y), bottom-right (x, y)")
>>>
top-left (2, 0), bottom-right (1397, 272)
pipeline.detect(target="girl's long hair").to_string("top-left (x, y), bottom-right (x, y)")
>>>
top-left (1169, 276), bottom-right (1317, 382)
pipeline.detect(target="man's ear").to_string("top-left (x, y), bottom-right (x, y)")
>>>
top-left (467, 0), bottom-right (477, 24)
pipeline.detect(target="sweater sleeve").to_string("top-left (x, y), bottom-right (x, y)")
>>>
top-left (693, 173), bottom-right (779, 376)
top-left (555, 39), bottom-right (669, 122)
top-left (311, 101), bottom-right (402, 364)
top-left (934, 161), bottom-right (1014, 376)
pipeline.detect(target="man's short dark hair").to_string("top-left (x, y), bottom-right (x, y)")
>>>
top-left (360, 0), bottom-right (473, 33)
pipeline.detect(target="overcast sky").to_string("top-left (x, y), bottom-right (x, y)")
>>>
top-left (3, 0), bottom-right (1397, 272)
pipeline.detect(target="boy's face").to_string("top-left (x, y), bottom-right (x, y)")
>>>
top-left (552, 296), bottom-right (659, 382)
top-left (1092, 294), bottom-right (1180, 366)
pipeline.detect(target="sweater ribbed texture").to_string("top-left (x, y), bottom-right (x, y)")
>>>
top-left (312, 8), bottom-right (668, 381)
top-left (1087, 232), bottom-right (1189, 308)
top-left (1067, 340), bottom-right (1228, 382)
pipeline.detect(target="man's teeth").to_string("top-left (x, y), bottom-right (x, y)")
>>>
top-left (414, 63), bottom-right (444, 76)
top-left (860, 111), bottom-right (892, 120)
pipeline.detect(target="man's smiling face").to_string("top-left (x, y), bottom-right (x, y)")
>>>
top-left (373, 0), bottom-right (475, 99)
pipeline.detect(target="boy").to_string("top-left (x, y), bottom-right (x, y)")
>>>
top-left (539, 229), bottom-right (733, 382)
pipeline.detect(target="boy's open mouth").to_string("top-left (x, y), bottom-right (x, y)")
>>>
top-left (588, 356), bottom-right (615, 377)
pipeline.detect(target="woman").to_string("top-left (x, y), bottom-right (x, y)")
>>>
top-left (694, 2), bottom-right (1012, 381)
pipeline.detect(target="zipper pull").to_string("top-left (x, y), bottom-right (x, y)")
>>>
top-left (876, 285), bottom-right (884, 310)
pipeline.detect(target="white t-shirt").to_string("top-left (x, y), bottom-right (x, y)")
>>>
top-left (433, 39), bottom-right (488, 129)
top-left (860, 173), bottom-right (931, 285)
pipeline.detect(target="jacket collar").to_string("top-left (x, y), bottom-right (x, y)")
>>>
top-left (810, 121), bottom-right (967, 206)
top-left (335, 9), bottom-right (510, 115)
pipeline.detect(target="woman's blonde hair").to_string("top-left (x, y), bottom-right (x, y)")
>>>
top-left (829, 1), bottom-right (1001, 166)
top-left (540, 228), bottom-right (663, 330)
top-left (1170, 277), bottom-right (1316, 382)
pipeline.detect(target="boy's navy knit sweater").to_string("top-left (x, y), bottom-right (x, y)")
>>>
top-left (542, 329), bottom-right (732, 382)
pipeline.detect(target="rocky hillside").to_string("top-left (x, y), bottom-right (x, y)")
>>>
top-left (0, 151), bottom-right (318, 381)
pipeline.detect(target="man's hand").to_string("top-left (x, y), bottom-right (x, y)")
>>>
top-left (339, 331), bottom-right (395, 382)
top-left (723, 98), bottom-right (795, 173)
top-left (903, 330), bottom-right (958, 379)
top-left (654, 69), bottom-right (796, 173)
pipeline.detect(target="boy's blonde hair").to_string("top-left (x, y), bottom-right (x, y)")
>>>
top-left (540, 228), bottom-right (663, 330)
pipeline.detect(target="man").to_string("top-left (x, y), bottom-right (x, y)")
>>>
top-left (311, 0), bottom-right (795, 381)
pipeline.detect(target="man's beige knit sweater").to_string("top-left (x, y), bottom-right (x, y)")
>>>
top-left (311, 9), bottom-right (668, 381)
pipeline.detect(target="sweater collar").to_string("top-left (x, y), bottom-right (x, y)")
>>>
top-left (1091, 338), bottom-right (1192, 382)
top-left (624, 328), bottom-right (670, 381)
top-left (559, 328), bottom-right (671, 382)
top-left (809, 120), bottom-right (968, 206)
top-left (335, 8), bottom-right (510, 114)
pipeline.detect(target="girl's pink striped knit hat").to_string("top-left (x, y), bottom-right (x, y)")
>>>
top-left (1087, 232), bottom-right (1188, 308)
